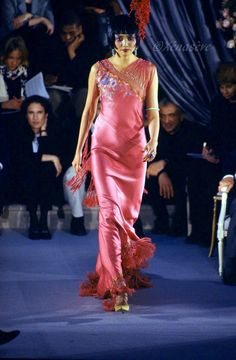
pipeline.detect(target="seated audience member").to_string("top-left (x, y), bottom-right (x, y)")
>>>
top-left (207, 62), bottom-right (236, 166)
top-left (0, 36), bottom-right (29, 112)
top-left (61, 116), bottom-right (87, 236)
top-left (81, 0), bottom-right (122, 56)
top-left (42, 10), bottom-right (102, 226)
top-left (43, 10), bottom-right (101, 122)
top-left (0, 0), bottom-right (54, 38)
top-left (0, 36), bottom-right (30, 203)
top-left (218, 149), bottom-right (236, 285)
top-left (17, 96), bottom-right (62, 240)
top-left (0, 0), bottom-right (54, 73)
top-left (60, 102), bottom-right (101, 236)
top-left (145, 99), bottom-right (220, 245)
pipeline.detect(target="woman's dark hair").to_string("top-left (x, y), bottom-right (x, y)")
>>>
top-left (22, 95), bottom-right (52, 117)
top-left (108, 15), bottom-right (140, 49)
top-left (58, 10), bottom-right (81, 31)
top-left (216, 62), bottom-right (236, 85)
top-left (21, 96), bottom-right (53, 138)
top-left (159, 98), bottom-right (183, 114)
top-left (3, 36), bottom-right (29, 66)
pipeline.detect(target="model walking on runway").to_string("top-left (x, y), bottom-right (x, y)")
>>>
top-left (72, 15), bottom-right (159, 311)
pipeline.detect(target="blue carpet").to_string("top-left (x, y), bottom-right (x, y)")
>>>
top-left (0, 229), bottom-right (236, 359)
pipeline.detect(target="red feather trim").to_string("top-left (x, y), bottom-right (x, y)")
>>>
top-left (83, 177), bottom-right (99, 208)
top-left (66, 137), bottom-right (98, 208)
top-left (66, 138), bottom-right (90, 192)
top-left (79, 236), bottom-right (156, 311)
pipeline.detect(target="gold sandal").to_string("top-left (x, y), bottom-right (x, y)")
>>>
top-left (114, 293), bottom-right (129, 312)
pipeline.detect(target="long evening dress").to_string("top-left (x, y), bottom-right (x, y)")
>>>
top-left (77, 58), bottom-right (157, 310)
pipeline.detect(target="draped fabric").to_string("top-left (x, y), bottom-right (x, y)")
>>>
top-left (118, 0), bottom-right (233, 125)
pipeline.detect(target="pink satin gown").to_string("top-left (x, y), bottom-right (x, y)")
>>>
top-left (80, 58), bottom-right (156, 310)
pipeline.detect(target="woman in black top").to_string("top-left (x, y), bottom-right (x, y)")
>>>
top-left (18, 95), bottom-right (62, 239)
top-left (0, 36), bottom-right (30, 202)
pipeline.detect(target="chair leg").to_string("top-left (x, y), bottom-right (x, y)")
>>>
top-left (216, 191), bottom-right (228, 276)
top-left (208, 196), bottom-right (218, 257)
top-left (218, 238), bottom-right (224, 276)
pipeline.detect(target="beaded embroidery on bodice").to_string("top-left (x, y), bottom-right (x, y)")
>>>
top-left (96, 59), bottom-right (154, 103)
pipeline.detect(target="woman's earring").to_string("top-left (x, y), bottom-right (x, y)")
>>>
top-left (112, 48), bottom-right (115, 56)
top-left (134, 48), bottom-right (138, 56)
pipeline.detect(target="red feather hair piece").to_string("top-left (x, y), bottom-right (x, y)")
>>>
top-left (129, 0), bottom-right (151, 39)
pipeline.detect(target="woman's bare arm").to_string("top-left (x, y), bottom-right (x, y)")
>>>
top-left (72, 63), bottom-right (100, 171)
top-left (143, 67), bottom-right (160, 162)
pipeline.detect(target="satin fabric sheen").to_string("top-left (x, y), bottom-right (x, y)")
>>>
top-left (80, 59), bottom-right (156, 310)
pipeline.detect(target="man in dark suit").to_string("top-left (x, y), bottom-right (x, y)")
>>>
top-left (145, 99), bottom-right (220, 244)
top-left (218, 150), bottom-right (236, 285)
top-left (42, 10), bottom-right (101, 121)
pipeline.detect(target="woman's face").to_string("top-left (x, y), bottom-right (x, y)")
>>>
top-left (27, 102), bottom-right (48, 133)
top-left (114, 34), bottom-right (136, 56)
top-left (5, 50), bottom-right (23, 71)
top-left (219, 83), bottom-right (236, 100)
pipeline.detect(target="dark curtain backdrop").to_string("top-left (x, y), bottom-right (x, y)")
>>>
top-left (117, 0), bottom-right (233, 124)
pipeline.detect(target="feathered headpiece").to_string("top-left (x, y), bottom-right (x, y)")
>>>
top-left (129, 0), bottom-right (151, 39)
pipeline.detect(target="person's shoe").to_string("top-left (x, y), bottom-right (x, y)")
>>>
top-left (198, 234), bottom-right (211, 247)
top-left (185, 233), bottom-right (198, 244)
top-left (222, 258), bottom-right (236, 285)
top-left (151, 219), bottom-right (169, 235)
top-left (40, 227), bottom-right (52, 240)
top-left (134, 218), bottom-right (145, 238)
top-left (186, 232), bottom-right (209, 246)
top-left (222, 274), bottom-right (236, 285)
top-left (151, 225), bottom-right (169, 235)
top-left (28, 226), bottom-right (40, 240)
top-left (1, 206), bottom-right (9, 219)
top-left (0, 330), bottom-right (20, 345)
top-left (114, 293), bottom-right (129, 312)
top-left (168, 227), bottom-right (187, 237)
top-left (57, 206), bottom-right (65, 219)
top-left (70, 216), bottom-right (87, 236)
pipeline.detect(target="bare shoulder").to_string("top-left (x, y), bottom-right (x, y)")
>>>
top-left (91, 60), bottom-right (107, 75)
top-left (91, 62), bottom-right (100, 73)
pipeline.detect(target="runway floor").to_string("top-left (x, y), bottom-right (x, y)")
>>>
top-left (0, 229), bottom-right (236, 359)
